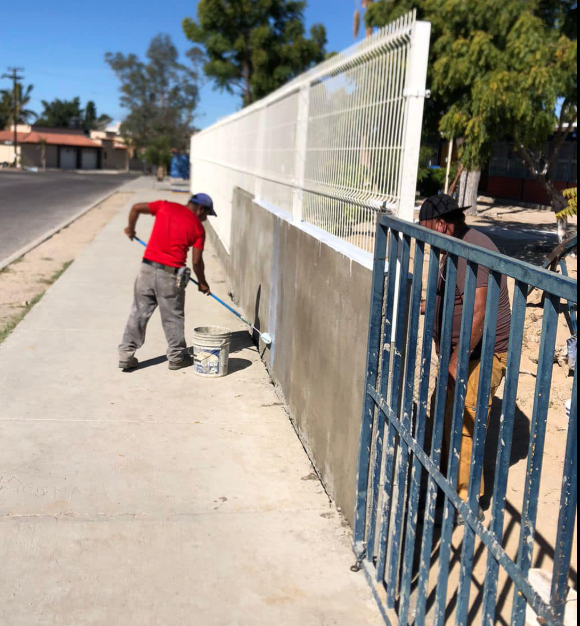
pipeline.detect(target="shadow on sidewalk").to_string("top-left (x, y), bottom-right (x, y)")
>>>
top-left (122, 331), bottom-right (255, 373)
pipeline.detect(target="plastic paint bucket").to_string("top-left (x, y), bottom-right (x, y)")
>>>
top-left (193, 327), bottom-right (232, 378)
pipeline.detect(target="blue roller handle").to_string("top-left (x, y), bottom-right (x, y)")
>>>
top-left (133, 236), bottom-right (254, 328)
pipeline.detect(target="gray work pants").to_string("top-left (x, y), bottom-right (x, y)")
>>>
top-left (119, 263), bottom-right (188, 363)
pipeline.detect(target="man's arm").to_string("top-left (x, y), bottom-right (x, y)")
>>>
top-left (192, 247), bottom-right (211, 296)
top-left (124, 203), bottom-right (152, 239)
top-left (448, 286), bottom-right (487, 388)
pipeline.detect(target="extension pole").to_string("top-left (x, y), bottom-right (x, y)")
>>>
top-left (133, 236), bottom-right (272, 345)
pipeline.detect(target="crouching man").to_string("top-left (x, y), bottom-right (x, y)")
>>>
top-left (118, 193), bottom-right (216, 371)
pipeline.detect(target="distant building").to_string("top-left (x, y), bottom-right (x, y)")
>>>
top-left (90, 124), bottom-right (144, 172)
top-left (0, 123), bottom-right (145, 172)
top-left (0, 125), bottom-right (102, 170)
top-left (484, 130), bottom-right (577, 206)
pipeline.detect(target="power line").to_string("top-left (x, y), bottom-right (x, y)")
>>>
top-left (1, 67), bottom-right (25, 168)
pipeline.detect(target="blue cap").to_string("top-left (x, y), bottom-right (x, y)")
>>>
top-left (190, 193), bottom-right (216, 217)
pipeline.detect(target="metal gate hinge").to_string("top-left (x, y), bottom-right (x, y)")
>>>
top-left (351, 547), bottom-right (367, 573)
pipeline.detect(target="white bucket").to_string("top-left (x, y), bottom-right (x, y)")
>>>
top-left (193, 326), bottom-right (232, 378)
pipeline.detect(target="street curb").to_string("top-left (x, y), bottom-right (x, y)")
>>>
top-left (0, 183), bottom-right (137, 272)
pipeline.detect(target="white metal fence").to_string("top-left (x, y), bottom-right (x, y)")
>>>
top-left (191, 11), bottom-right (430, 255)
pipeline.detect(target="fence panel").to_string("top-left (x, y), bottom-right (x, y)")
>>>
top-left (354, 214), bottom-right (578, 625)
top-left (191, 11), bottom-right (430, 254)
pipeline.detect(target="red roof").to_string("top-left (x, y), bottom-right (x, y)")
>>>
top-left (0, 130), bottom-right (100, 149)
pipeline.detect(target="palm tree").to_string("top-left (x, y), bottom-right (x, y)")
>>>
top-left (0, 83), bottom-right (37, 127)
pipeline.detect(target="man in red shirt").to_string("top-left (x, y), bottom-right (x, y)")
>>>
top-left (118, 193), bottom-right (216, 371)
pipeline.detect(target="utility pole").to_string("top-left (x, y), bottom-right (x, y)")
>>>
top-left (2, 67), bottom-right (25, 168)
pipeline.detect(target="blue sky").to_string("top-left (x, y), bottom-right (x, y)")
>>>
top-left (0, 0), bottom-right (366, 130)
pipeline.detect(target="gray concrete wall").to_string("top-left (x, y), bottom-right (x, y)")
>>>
top-left (225, 188), bottom-right (372, 527)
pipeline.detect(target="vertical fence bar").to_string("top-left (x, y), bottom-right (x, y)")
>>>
top-left (384, 235), bottom-right (422, 606)
top-left (293, 83), bottom-right (311, 223)
top-left (397, 21), bottom-right (431, 222)
top-left (433, 261), bottom-right (479, 626)
top-left (551, 366), bottom-right (577, 620)
top-left (367, 229), bottom-right (400, 563)
top-left (511, 293), bottom-right (561, 626)
top-left (456, 270), bottom-right (502, 626)
top-left (482, 280), bottom-right (528, 626)
top-left (399, 244), bottom-right (440, 625)
top-left (254, 107), bottom-right (267, 201)
top-left (381, 234), bottom-right (412, 596)
top-left (415, 253), bottom-right (459, 626)
top-left (354, 222), bottom-right (389, 550)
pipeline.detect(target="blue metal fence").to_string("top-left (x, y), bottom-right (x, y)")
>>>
top-left (354, 213), bottom-right (577, 625)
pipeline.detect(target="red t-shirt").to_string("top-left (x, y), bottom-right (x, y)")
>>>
top-left (143, 201), bottom-right (205, 268)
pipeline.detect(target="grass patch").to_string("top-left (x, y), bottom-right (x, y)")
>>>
top-left (0, 292), bottom-right (45, 344)
top-left (51, 260), bottom-right (73, 282)
top-left (0, 260), bottom-right (73, 346)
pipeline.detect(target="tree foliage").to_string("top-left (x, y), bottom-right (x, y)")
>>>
top-left (366, 0), bottom-right (578, 212)
top-left (557, 187), bottom-right (578, 220)
top-left (36, 97), bottom-right (111, 132)
top-left (84, 101), bottom-right (112, 132)
top-left (0, 83), bottom-right (37, 128)
top-left (183, 0), bottom-right (327, 107)
top-left (37, 97), bottom-right (82, 129)
top-left (106, 34), bottom-right (199, 151)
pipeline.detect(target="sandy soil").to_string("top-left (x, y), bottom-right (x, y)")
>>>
top-left (0, 192), bottom-right (134, 340)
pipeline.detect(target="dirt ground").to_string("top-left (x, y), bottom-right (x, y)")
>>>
top-left (0, 192), bottom-right (134, 342)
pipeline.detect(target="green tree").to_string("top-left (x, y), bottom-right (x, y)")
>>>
top-left (367, 0), bottom-right (578, 228)
top-left (183, 0), bottom-right (327, 107)
top-left (0, 83), bottom-right (37, 127)
top-left (106, 34), bottom-right (199, 152)
top-left (36, 98), bottom-right (112, 132)
top-left (36, 97), bottom-right (84, 129)
top-left (0, 92), bottom-right (10, 130)
top-left (83, 101), bottom-right (112, 133)
top-left (558, 187), bottom-right (577, 220)
top-left (144, 136), bottom-right (173, 182)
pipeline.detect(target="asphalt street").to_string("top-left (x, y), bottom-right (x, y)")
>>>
top-left (0, 170), bottom-right (138, 264)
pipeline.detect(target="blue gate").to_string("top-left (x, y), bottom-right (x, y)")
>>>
top-left (354, 213), bottom-right (577, 625)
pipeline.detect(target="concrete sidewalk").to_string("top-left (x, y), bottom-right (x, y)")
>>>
top-left (0, 193), bottom-right (381, 626)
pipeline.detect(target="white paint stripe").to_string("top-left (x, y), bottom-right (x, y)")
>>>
top-left (256, 198), bottom-right (374, 270)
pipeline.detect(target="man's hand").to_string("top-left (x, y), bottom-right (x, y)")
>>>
top-left (125, 203), bottom-right (152, 241)
top-left (448, 356), bottom-right (458, 390)
top-left (198, 281), bottom-right (211, 296)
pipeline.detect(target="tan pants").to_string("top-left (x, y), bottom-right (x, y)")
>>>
top-left (432, 353), bottom-right (508, 502)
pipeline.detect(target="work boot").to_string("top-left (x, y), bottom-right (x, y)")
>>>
top-left (119, 356), bottom-right (139, 370)
top-left (168, 354), bottom-right (194, 371)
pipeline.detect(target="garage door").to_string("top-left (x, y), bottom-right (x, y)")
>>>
top-left (81, 149), bottom-right (98, 170)
top-left (60, 148), bottom-right (77, 170)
